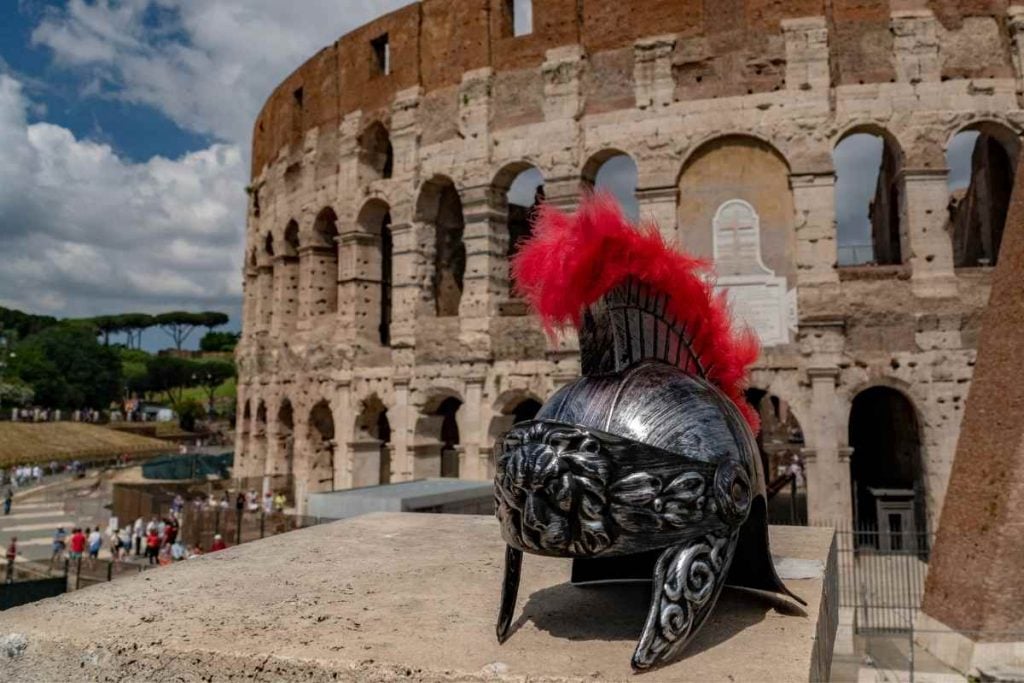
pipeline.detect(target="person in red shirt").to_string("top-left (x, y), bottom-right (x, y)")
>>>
top-left (210, 534), bottom-right (226, 552)
top-left (145, 529), bottom-right (161, 565)
top-left (68, 528), bottom-right (86, 563)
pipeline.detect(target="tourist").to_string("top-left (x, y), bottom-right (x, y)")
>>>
top-left (50, 527), bottom-right (67, 568)
top-left (171, 494), bottom-right (185, 515)
top-left (210, 534), bottom-right (226, 552)
top-left (263, 491), bottom-right (273, 514)
top-left (86, 526), bottom-right (102, 564)
top-left (273, 491), bottom-right (286, 513)
top-left (144, 529), bottom-right (160, 565)
top-left (3, 487), bottom-right (11, 515)
top-left (118, 527), bottom-right (132, 560)
top-left (163, 517), bottom-right (178, 547)
top-left (5, 537), bottom-right (16, 583)
top-left (220, 491), bottom-right (230, 509)
top-left (247, 489), bottom-right (259, 513)
top-left (187, 545), bottom-right (203, 559)
top-left (235, 491), bottom-right (245, 515)
top-left (68, 528), bottom-right (85, 565)
top-left (133, 517), bottom-right (145, 556)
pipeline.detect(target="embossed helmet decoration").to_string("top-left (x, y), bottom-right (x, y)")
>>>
top-left (493, 194), bottom-right (803, 671)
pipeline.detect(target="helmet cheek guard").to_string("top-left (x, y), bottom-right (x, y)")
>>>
top-left (494, 195), bottom-right (803, 671)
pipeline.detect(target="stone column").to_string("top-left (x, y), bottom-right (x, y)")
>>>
top-left (633, 34), bottom-right (676, 110)
top-left (296, 246), bottom-right (315, 332)
top-left (388, 219), bottom-right (418, 349)
top-left (270, 254), bottom-right (299, 336)
top-left (891, 10), bottom-right (940, 85)
top-left (458, 184), bottom-right (503, 357)
top-left (635, 185), bottom-right (677, 239)
top-left (333, 382), bottom-right (353, 491)
top-left (544, 174), bottom-right (582, 213)
top-left (460, 377), bottom-right (486, 480)
top-left (804, 367), bottom-right (848, 524)
top-left (790, 172), bottom-right (840, 287)
top-left (1008, 6), bottom-right (1024, 82)
top-left (541, 46), bottom-right (584, 122)
top-left (300, 243), bottom-right (339, 321)
top-left (242, 266), bottom-right (258, 337)
top-left (255, 260), bottom-right (274, 334)
top-left (903, 169), bottom-right (957, 297)
top-left (337, 229), bottom-right (376, 341)
top-left (782, 17), bottom-right (830, 92)
top-left (391, 377), bottom-right (413, 482)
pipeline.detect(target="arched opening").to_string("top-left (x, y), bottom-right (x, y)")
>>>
top-left (275, 399), bottom-right (295, 477)
top-left (946, 123), bottom-right (1018, 268)
top-left (512, 398), bottom-right (542, 423)
top-left (353, 395), bottom-right (391, 487)
top-left (275, 220), bottom-right (301, 331)
top-left (437, 397), bottom-right (462, 478)
top-left (257, 232), bottom-right (275, 329)
top-left (310, 207), bottom-right (339, 317)
top-left (308, 400), bottom-right (336, 494)
top-left (497, 164), bottom-right (545, 261)
top-left (834, 128), bottom-right (904, 266)
top-left (582, 150), bottom-right (639, 221)
top-left (849, 387), bottom-right (927, 551)
top-left (677, 136), bottom-right (795, 346)
top-left (745, 389), bottom-right (806, 525)
top-left (416, 176), bottom-right (465, 317)
top-left (263, 232), bottom-right (275, 257)
top-left (358, 121), bottom-right (393, 183)
top-left (354, 200), bottom-right (393, 345)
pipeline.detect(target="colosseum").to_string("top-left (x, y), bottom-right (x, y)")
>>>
top-left (235, 0), bottom-right (1022, 535)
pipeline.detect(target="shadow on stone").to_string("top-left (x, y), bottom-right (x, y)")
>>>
top-left (508, 581), bottom-right (807, 657)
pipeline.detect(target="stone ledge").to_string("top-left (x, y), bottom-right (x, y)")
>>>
top-left (1, 513), bottom-right (836, 682)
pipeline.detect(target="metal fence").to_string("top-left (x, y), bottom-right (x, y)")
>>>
top-left (833, 525), bottom-right (933, 635)
top-left (179, 507), bottom-right (328, 553)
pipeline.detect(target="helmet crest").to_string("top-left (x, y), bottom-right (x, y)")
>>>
top-left (512, 192), bottom-right (761, 433)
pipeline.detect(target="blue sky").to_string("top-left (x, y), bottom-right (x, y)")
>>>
top-left (0, 0), bottom-right (407, 349)
top-left (0, 1), bottom-right (978, 349)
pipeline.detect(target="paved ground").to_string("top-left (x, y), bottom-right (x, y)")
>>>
top-left (1, 471), bottom-right (116, 574)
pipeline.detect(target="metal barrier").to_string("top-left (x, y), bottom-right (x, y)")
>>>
top-left (179, 507), bottom-right (327, 553)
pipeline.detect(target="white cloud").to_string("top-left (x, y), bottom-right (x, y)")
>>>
top-left (0, 74), bottom-right (244, 321)
top-left (32, 0), bottom-right (410, 146)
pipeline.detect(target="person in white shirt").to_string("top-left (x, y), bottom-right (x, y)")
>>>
top-left (133, 517), bottom-right (144, 556)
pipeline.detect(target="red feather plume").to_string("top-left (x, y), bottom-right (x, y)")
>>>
top-left (511, 193), bottom-right (761, 433)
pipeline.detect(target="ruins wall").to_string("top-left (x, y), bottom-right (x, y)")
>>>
top-left (238, 0), bottom-right (1024, 524)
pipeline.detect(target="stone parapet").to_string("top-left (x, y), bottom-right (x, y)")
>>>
top-left (1, 513), bottom-right (837, 682)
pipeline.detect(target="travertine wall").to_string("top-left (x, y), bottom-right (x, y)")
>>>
top-left (237, 0), bottom-right (1024, 523)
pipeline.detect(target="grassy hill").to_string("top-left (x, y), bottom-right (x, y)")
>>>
top-left (0, 422), bottom-right (173, 467)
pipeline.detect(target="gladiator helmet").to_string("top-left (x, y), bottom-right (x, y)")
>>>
top-left (493, 195), bottom-right (802, 671)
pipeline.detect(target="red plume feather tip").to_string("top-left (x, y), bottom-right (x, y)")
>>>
top-left (511, 192), bottom-right (761, 433)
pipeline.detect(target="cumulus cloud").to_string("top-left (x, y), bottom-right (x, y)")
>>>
top-left (0, 74), bottom-right (244, 319)
top-left (32, 0), bottom-right (409, 146)
top-left (3, 0), bottom-right (410, 329)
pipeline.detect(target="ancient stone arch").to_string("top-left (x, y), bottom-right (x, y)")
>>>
top-left (413, 389), bottom-right (464, 479)
top-left (306, 399), bottom-right (336, 496)
top-left (351, 394), bottom-right (392, 487)
top-left (349, 199), bottom-right (393, 345)
top-left (945, 120), bottom-right (1020, 267)
top-left (833, 124), bottom-right (905, 266)
top-left (358, 120), bottom-right (393, 183)
top-left (307, 207), bottom-right (340, 318)
top-left (415, 176), bottom-right (465, 317)
top-left (847, 385), bottom-right (927, 549)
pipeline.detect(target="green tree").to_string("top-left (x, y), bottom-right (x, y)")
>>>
top-left (155, 311), bottom-right (227, 350)
top-left (119, 348), bottom-right (151, 398)
top-left (144, 355), bottom-right (200, 406)
top-left (199, 330), bottom-right (240, 352)
top-left (117, 313), bottom-right (156, 349)
top-left (0, 379), bottom-right (34, 407)
top-left (192, 359), bottom-right (236, 415)
top-left (12, 323), bottom-right (122, 409)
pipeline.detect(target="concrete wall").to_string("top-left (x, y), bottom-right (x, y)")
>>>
top-left (237, 1), bottom-right (1024, 522)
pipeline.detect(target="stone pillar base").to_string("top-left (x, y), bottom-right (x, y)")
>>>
top-left (915, 611), bottom-right (1024, 677)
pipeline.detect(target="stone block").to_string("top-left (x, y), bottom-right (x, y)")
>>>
top-left (1, 513), bottom-right (837, 682)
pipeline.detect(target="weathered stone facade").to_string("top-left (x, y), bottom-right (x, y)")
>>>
top-left (237, 0), bottom-right (1024, 524)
